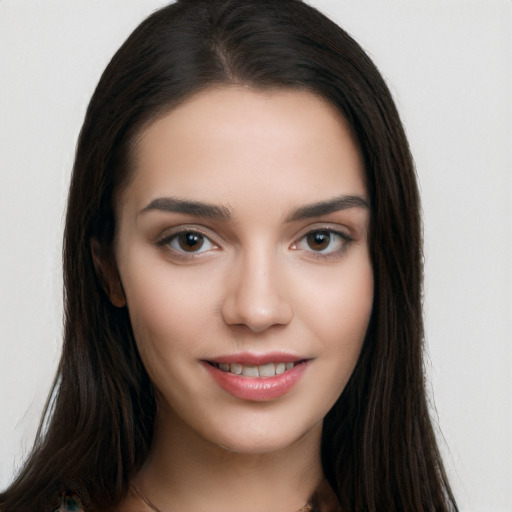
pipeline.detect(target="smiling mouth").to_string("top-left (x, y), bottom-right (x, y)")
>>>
top-left (207, 361), bottom-right (304, 377)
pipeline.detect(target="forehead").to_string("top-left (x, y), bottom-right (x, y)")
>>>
top-left (123, 86), bottom-right (366, 213)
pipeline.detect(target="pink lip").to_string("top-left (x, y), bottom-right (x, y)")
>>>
top-left (203, 353), bottom-right (310, 401)
top-left (207, 351), bottom-right (302, 366)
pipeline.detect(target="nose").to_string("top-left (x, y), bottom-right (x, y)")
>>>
top-left (221, 250), bottom-right (293, 333)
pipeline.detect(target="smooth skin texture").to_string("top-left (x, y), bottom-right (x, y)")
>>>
top-left (105, 86), bottom-right (373, 512)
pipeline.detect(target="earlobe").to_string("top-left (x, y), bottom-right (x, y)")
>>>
top-left (90, 238), bottom-right (127, 308)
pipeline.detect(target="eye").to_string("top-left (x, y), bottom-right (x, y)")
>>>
top-left (159, 230), bottom-right (217, 254)
top-left (292, 229), bottom-right (350, 255)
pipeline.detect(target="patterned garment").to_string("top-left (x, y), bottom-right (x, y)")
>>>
top-left (56, 493), bottom-right (83, 512)
top-left (54, 479), bottom-right (341, 512)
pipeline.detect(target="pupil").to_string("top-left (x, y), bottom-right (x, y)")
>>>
top-left (307, 231), bottom-right (330, 251)
top-left (179, 232), bottom-right (204, 252)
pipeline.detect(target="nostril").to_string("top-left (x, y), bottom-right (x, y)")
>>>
top-left (220, 258), bottom-right (294, 331)
top-left (221, 296), bottom-right (293, 332)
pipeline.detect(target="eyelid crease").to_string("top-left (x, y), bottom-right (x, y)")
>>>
top-left (294, 228), bottom-right (352, 243)
top-left (292, 222), bottom-right (353, 240)
top-left (156, 227), bottom-right (216, 244)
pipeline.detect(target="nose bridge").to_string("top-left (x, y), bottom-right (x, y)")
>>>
top-left (221, 243), bottom-right (293, 332)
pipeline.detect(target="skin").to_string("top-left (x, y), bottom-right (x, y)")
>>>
top-left (103, 86), bottom-right (373, 512)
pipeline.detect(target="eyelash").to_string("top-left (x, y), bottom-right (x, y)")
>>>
top-left (291, 228), bottom-right (352, 260)
top-left (156, 228), bottom-right (219, 257)
top-left (156, 227), bottom-right (352, 260)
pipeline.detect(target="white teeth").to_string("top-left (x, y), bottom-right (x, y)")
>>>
top-left (258, 363), bottom-right (276, 377)
top-left (215, 361), bottom-right (299, 377)
top-left (242, 365), bottom-right (259, 377)
top-left (230, 363), bottom-right (243, 375)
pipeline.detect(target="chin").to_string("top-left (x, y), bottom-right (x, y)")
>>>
top-left (199, 416), bottom-right (323, 456)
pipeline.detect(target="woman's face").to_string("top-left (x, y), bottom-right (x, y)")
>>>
top-left (112, 86), bottom-right (373, 454)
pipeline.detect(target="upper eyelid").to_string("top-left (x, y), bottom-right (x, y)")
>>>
top-left (293, 223), bottom-right (352, 240)
top-left (291, 229), bottom-right (352, 260)
top-left (156, 225), bottom-right (219, 243)
top-left (154, 223), bottom-right (354, 248)
top-left (156, 229), bottom-right (220, 259)
top-left (293, 228), bottom-right (352, 247)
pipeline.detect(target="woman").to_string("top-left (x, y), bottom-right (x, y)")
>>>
top-left (0, 0), bottom-right (458, 510)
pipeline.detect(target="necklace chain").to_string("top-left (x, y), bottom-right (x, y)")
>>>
top-left (130, 483), bottom-right (313, 512)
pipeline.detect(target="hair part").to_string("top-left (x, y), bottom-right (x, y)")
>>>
top-left (1, 1), bottom-right (458, 510)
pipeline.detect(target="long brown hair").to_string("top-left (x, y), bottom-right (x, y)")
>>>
top-left (1, 1), bottom-right (458, 510)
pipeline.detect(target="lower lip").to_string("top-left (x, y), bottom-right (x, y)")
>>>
top-left (203, 361), bottom-right (308, 401)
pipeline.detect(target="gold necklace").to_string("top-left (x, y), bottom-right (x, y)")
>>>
top-left (130, 483), bottom-right (313, 512)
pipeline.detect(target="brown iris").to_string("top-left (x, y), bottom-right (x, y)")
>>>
top-left (177, 232), bottom-right (204, 252)
top-left (306, 231), bottom-right (331, 251)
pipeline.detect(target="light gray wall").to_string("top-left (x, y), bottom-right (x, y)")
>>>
top-left (1, 1), bottom-right (510, 510)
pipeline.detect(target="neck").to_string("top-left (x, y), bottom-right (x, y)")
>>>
top-left (134, 404), bottom-right (324, 512)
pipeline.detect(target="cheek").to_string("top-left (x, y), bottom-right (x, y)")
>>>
top-left (305, 254), bottom-right (373, 333)
top-left (120, 257), bottom-right (222, 362)
top-left (297, 253), bottom-right (373, 376)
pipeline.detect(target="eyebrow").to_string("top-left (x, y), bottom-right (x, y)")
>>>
top-left (139, 194), bottom-right (368, 221)
top-left (139, 197), bottom-right (232, 219)
top-left (285, 195), bottom-right (369, 222)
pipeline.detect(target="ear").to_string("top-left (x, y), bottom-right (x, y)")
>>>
top-left (90, 238), bottom-right (126, 308)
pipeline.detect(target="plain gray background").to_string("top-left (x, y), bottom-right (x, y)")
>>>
top-left (1, 1), bottom-right (511, 510)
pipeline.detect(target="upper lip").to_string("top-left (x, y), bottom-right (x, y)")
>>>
top-left (205, 351), bottom-right (307, 366)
